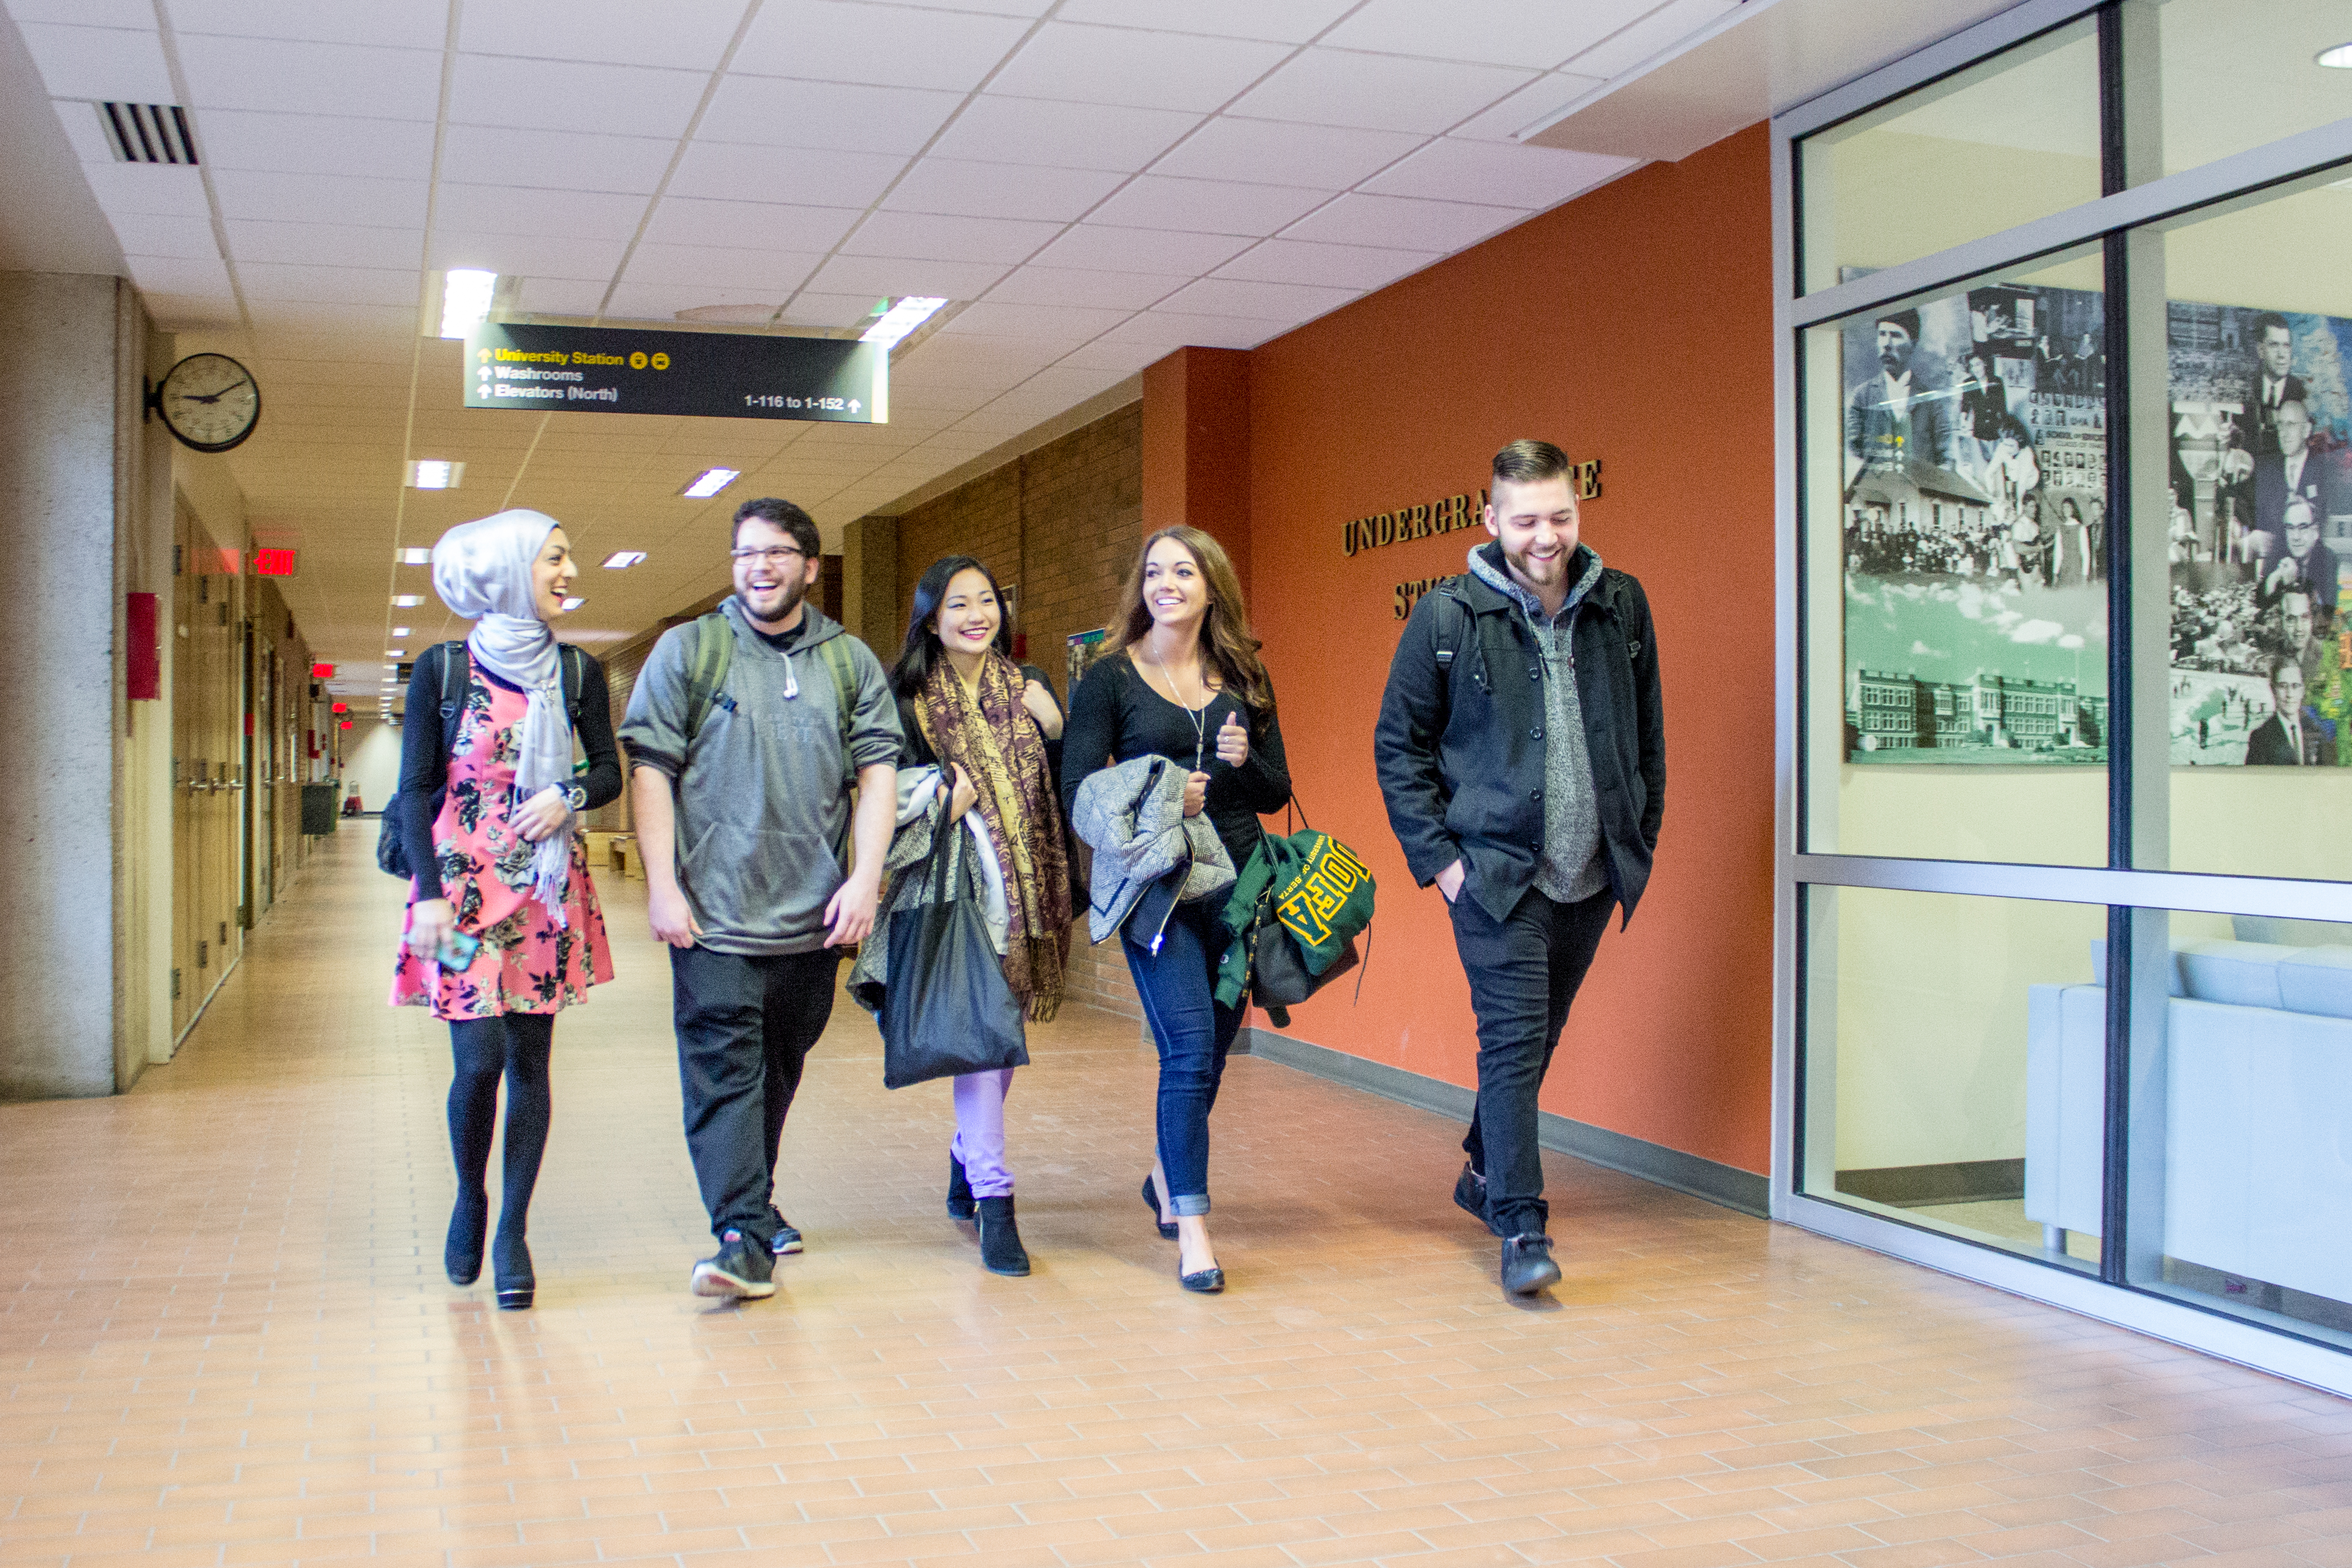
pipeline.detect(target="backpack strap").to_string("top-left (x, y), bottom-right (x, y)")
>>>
top-left (813, 635), bottom-right (859, 791)
top-left (557, 642), bottom-right (586, 723)
top-left (1427, 578), bottom-right (1473, 732)
top-left (683, 611), bottom-right (734, 743)
top-left (437, 639), bottom-right (469, 748)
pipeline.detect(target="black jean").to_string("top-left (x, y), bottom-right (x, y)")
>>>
top-left (670, 944), bottom-right (841, 1247)
top-left (1120, 900), bottom-right (1242, 1215)
top-left (1447, 884), bottom-right (1614, 1237)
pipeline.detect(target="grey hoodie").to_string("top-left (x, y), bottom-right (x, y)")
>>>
top-left (619, 597), bottom-right (902, 956)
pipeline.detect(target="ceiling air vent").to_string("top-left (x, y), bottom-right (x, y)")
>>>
top-left (97, 103), bottom-right (198, 166)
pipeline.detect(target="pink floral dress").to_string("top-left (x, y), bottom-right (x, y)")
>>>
top-left (391, 668), bottom-right (614, 1019)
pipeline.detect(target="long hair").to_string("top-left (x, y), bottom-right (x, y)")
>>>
top-left (1102, 525), bottom-right (1274, 723)
top-left (892, 554), bottom-right (1013, 699)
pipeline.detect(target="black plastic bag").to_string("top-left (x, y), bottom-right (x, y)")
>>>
top-left (880, 815), bottom-right (1029, 1090)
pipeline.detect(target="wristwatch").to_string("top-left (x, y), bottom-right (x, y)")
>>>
top-left (562, 783), bottom-right (588, 812)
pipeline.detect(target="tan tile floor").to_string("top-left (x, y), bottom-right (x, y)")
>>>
top-left (6, 826), bottom-right (2352, 1567)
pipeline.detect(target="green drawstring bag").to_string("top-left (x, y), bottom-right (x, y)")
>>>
top-left (1217, 814), bottom-right (1377, 1025)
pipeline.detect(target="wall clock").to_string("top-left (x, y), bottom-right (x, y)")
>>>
top-left (151, 352), bottom-right (261, 453)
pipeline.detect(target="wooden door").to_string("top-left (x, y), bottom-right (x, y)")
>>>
top-left (170, 508), bottom-right (198, 1039)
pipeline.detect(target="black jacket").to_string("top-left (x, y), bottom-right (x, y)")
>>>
top-left (1373, 544), bottom-right (1664, 926)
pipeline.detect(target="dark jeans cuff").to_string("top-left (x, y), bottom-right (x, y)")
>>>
top-left (1169, 1194), bottom-right (1210, 1217)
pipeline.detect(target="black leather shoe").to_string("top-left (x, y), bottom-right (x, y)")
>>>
top-left (492, 1233), bottom-right (534, 1310)
top-left (1452, 1163), bottom-right (1503, 1238)
top-left (1500, 1233), bottom-right (1561, 1296)
top-left (1142, 1175), bottom-right (1177, 1240)
top-left (446, 1189), bottom-right (488, 1286)
top-left (948, 1153), bottom-right (975, 1221)
top-left (1179, 1262), bottom-right (1225, 1294)
top-left (976, 1196), bottom-right (1030, 1276)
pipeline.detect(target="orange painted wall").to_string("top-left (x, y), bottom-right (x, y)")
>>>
top-left (1242, 124), bottom-right (1775, 1175)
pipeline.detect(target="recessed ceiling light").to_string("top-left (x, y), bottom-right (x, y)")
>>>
top-left (392, 594), bottom-right (422, 607)
top-left (682, 468), bottom-right (739, 499)
top-left (392, 625), bottom-right (411, 637)
top-left (2319, 41), bottom-right (2352, 66)
top-left (861, 295), bottom-right (949, 349)
top-left (386, 648), bottom-right (406, 657)
top-left (602, 550), bottom-right (647, 569)
top-left (398, 547), bottom-right (430, 564)
top-left (561, 596), bottom-right (585, 612)
top-left (408, 459), bottom-right (463, 489)
top-left (440, 269), bottom-right (497, 338)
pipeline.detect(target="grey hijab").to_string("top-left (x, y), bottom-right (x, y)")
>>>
top-left (431, 508), bottom-right (574, 923)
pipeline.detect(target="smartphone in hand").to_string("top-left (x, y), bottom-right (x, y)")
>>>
top-left (434, 930), bottom-right (482, 970)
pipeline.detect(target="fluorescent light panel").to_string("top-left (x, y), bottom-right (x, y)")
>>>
top-left (560, 596), bottom-right (585, 612)
top-left (602, 550), bottom-right (647, 569)
top-left (408, 460), bottom-right (462, 490)
top-left (392, 594), bottom-right (422, 607)
top-left (398, 547), bottom-right (430, 564)
top-left (386, 648), bottom-right (406, 657)
top-left (439, 269), bottom-right (497, 339)
top-left (860, 295), bottom-right (948, 349)
top-left (682, 468), bottom-right (738, 499)
top-left (392, 625), bottom-right (411, 637)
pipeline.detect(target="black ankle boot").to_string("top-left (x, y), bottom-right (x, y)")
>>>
top-left (447, 1189), bottom-right (488, 1286)
top-left (493, 1231), bottom-right (534, 1310)
top-left (947, 1152), bottom-right (975, 1221)
top-left (975, 1196), bottom-right (1029, 1276)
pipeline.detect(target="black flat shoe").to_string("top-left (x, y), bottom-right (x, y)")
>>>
top-left (1178, 1263), bottom-right (1224, 1294)
top-left (1142, 1176), bottom-right (1177, 1240)
top-left (948, 1153), bottom-right (975, 1221)
top-left (492, 1233), bottom-right (534, 1310)
top-left (1453, 1162), bottom-right (1504, 1238)
top-left (446, 1190), bottom-right (488, 1286)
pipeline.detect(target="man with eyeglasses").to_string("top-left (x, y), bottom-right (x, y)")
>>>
top-left (621, 496), bottom-right (900, 1300)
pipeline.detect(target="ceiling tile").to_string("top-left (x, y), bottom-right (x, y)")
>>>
top-left (1278, 191), bottom-right (1525, 252)
top-left (1149, 118), bottom-right (1425, 189)
top-left (927, 96), bottom-right (1197, 173)
top-left (80, 162), bottom-right (211, 218)
top-left (1362, 139), bottom-right (1634, 208)
top-left (439, 124), bottom-right (677, 194)
top-left (986, 23), bottom-right (1289, 113)
top-left (50, 98), bottom-right (122, 163)
top-left (191, 109), bottom-right (438, 178)
top-left (1446, 71), bottom-right (1607, 142)
top-left (433, 183), bottom-right (649, 242)
top-left (643, 196), bottom-right (859, 254)
top-left (1228, 48), bottom-right (1535, 134)
top-left (1212, 237), bottom-right (1438, 290)
top-left (1085, 175), bottom-right (1328, 237)
top-left (1093, 309), bottom-right (1275, 352)
top-left (169, 0), bottom-right (448, 49)
top-left (107, 212), bottom-right (223, 259)
top-left (667, 142), bottom-right (904, 208)
top-left (840, 210), bottom-right (1062, 265)
top-left (425, 228), bottom-right (617, 278)
top-left (940, 300), bottom-right (1132, 342)
top-left (1565, 0), bottom-right (1738, 79)
top-left (127, 254), bottom-right (234, 294)
top-left (177, 35), bottom-right (443, 120)
top-left (697, 77), bottom-right (962, 157)
top-left (1153, 275), bottom-right (1355, 322)
top-left (212, 169), bottom-right (431, 228)
top-left (803, 253), bottom-right (1011, 299)
top-left (730, 1), bottom-right (1031, 92)
top-left (1320, 0), bottom-right (1657, 68)
top-left (516, 278), bottom-right (610, 315)
top-left (881, 158), bottom-right (1123, 223)
top-left (247, 300), bottom-right (419, 335)
top-left (448, 57), bottom-right (708, 138)
top-left (1051, 0), bottom-right (1354, 43)
top-left (7, 0), bottom-right (152, 25)
top-left (16, 22), bottom-right (172, 101)
top-left (237, 263), bottom-right (420, 307)
top-left (1025, 223), bottom-right (1251, 275)
top-left (459, 0), bottom-right (744, 71)
top-left (621, 241), bottom-right (822, 292)
top-left (777, 292), bottom-right (883, 329)
top-left (982, 265), bottom-right (1185, 309)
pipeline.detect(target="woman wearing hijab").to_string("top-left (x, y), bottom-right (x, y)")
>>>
top-left (391, 509), bottom-right (622, 1310)
top-left (888, 556), bottom-right (1072, 1277)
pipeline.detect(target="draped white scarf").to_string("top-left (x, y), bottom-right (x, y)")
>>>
top-left (431, 509), bottom-right (574, 924)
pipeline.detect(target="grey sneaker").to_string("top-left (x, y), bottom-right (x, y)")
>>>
top-left (691, 1229), bottom-right (775, 1299)
top-left (768, 1210), bottom-right (804, 1256)
top-left (1500, 1233), bottom-right (1561, 1296)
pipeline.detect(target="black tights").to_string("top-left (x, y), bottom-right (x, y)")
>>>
top-left (448, 1013), bottom-right (555, 1241)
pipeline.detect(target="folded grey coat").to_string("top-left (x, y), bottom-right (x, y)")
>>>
top-left (1070, 755), bottom-right (1235, 948)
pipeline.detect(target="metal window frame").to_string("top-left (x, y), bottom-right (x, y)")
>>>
top-left (1772, 0), bottom-right (2352, 1390)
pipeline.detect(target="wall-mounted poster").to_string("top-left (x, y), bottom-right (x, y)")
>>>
top-left (1839, 282), bottom-right (2110, 764)
top-left (2166, 303), bottom-right (2352, 767)
top-left (1066, 627), bottom-right (1108, 700)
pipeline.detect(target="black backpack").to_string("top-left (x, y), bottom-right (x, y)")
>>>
top-left (377, 641), bottom-right (586, 880)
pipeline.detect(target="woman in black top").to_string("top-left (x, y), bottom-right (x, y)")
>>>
top-left (390, 509), bottom-right (624, 1310)
top-left (1061, 525), bottom-right (1290, 1292)
top-left (890, 555), bottom-right (1072, 1278)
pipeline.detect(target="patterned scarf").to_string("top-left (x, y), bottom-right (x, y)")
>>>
top-left (917, 653), bottom-right (1072, 1021)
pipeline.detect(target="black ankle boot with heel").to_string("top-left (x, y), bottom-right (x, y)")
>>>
top-left (492, 1231), bottom-right (534, 1310)
top-left (975, 1196), bottom-right (1030, 1276)
top-left (947, 1153), bottom-right (975, 1221)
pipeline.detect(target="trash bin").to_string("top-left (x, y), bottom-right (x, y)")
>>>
top-left (301, 782), bottom-right (341, 836)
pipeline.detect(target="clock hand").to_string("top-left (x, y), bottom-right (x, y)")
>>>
top-left (179, 389), bottom-right (229, 404)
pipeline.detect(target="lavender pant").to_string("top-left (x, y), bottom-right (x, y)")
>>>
top-left (951, 1068), bottom-right (1015, 1197)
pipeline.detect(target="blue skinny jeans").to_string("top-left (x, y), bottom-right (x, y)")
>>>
top-left (1120, 900), bottom-right (1242, 1215)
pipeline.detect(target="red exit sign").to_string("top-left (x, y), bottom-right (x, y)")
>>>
top-left (253, 548), bottom-right (297, 577)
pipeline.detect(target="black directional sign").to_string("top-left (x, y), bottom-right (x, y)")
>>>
top-left (463, 322), bottom-right (887, 423)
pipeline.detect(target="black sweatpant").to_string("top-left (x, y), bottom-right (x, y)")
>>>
top-left (670, 944), bottom-right (840, 1247)
top-left (1447, 884), bottom-right (1615, 1238)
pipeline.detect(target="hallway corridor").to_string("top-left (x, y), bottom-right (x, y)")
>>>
top-left (3, 830), bottom-right (2350, 1567)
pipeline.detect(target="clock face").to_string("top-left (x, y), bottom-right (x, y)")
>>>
top-left (158, 353), bottom-right (261, 453)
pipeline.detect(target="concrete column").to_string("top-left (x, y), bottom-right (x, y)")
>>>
top-left (840, 512), bottom-right (899, 655)
top-left (1141, 347), bottom-right (1252, 593)
top-left (0, 271), bottom-right (144, 1097)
